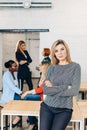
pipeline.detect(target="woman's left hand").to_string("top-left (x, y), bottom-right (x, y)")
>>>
top-left (45, 80), bottom-right (52, 87)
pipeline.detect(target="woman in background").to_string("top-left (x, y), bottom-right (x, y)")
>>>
top-left (23, 47), bottom-right (51, 100)
top-left (22, 57), bottom-right (51, 101)
top-left (38, 48), bottom-right (51, 86)
top-left (0, 60), bottom-right (23, 127)
top-left (40, 40), bottom-right (81, 130)
top-left (15, 40), bottom-right (33, 91)
top-left (21, 49), bottom-right (51, 130)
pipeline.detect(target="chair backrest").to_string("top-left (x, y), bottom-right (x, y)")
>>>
top-left (80, 82), bottom-right (87, 89)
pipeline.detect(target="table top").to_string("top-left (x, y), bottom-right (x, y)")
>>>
top-left (79, 82), bottom-right (87, 92)
top-left (1, 100), bottom-right (42, 115)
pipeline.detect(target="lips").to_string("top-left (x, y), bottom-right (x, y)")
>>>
top-left (58, 55), bottom-right (63, 58)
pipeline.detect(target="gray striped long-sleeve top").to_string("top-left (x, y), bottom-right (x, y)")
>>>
top-left (43, 62), bottom-right (81, 109)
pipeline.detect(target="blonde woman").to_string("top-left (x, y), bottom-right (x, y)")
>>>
top-left (15, 40), bottom-right (33, 91)
top-left (40, 40), bottom-right (81, 130)
top-left (21, 56), bottom-right (51, 130)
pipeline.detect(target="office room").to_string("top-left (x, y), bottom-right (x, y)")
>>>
top-left (0, 0), bottom-right (87, 130)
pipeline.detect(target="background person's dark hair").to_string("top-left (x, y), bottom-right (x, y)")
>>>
top-left (4, 60), bottom-right (15, 68)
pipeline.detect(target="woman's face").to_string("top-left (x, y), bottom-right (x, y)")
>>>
top-left (11, 62), bottom-right (18, 72)
top-left (54, 44), bottom-right (67, 62)
top-left (20, 43), bottom-right (26, 51)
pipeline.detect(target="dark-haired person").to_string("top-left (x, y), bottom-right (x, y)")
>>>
top-left (40, 40), bottom-right (81, 130)
top-left (15, 40), bottom-right (33, 91)
top-left (0, 60), bottom-right (23, 127)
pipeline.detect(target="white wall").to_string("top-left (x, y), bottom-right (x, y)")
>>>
top-left (40, 0), bottom-right (87, 82)
top-left (0, 0), bottom-right (87, 82)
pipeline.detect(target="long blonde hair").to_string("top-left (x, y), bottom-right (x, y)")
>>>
top-left (39, 62), bottom-right (51, 86)
top-left (51, 39), bottom-right (72, 65)
top-left (15, 40), bottom-right (26, 57)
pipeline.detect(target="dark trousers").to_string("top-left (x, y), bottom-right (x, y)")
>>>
top-left (18, 78), bottom-right (33, 91)
top-left (24, 94), bottom-right (41, 101)
top-left (14, 93), bottom-right (21, 100)
top-left (40, 102), bottom-right (73, 130)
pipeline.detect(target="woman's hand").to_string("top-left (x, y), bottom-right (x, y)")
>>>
top-left (19, 60), bottom-right (27, 65)
top-left (68, 85), bottom-right (72, 89)
top-left (20, 91), bottom-right (31, 99)
top-left (20, 89), bottom-right (36, 99)
top-left (45, 80), bottom-right (52, 87)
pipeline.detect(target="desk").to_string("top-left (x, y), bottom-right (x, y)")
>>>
top-left (1, 100), bottom-right (85, 130)
top-left (79, 82), bottom-right (87, 99)
top-left (1, 100), bottom-right (41, 130)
